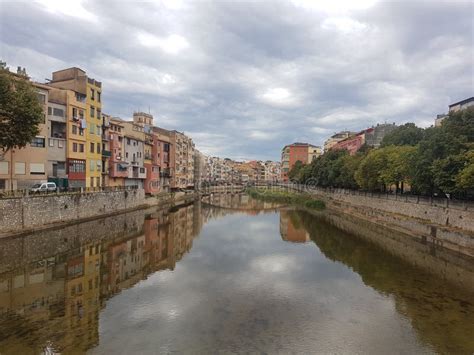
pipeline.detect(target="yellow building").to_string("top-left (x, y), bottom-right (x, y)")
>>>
top-left (86, 77), bottom-right (103, 188)
top-left (49, 68), bottom-right (103, 188)
top-left (48, 87), bottom-right (88, 188)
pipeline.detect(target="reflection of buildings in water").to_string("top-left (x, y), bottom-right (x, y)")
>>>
top-left (0, 202), bottom-right (204, 353)
top-left (279, 210), bottom-right (310, 243)
top-left (202, 193), bottom-right (281, 220)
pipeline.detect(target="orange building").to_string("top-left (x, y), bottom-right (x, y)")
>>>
top-left (280, 143), bottom-right (321, 182)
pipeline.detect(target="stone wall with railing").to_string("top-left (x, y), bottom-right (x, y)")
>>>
top-left (0, 188), bottom-right (145, 235)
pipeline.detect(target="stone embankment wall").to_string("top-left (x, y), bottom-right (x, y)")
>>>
top-left (0, 189), bottom-right (145, 235)
top-left (307, 189), bottom-right (474, 258)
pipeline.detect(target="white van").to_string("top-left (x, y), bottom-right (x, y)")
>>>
top-left (30, 182), bottom-right (57, 193)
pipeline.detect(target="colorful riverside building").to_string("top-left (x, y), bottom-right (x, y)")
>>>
top-left (108, 118), bottom-right (127, 187)
top-left (132, 112), bottom-right (161, 194)
top-left (48, 87), bottom-right (88, 188)
top-left (330, 123), bottom-right (397, 155)
top-left (0, 72), bottom-right (50, 190)
top-left (48, 67), bottom-right (103, 187)
top-left (280, 143), bottom-right (322, 182)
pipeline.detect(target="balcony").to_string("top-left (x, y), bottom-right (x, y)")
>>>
top-left (102, 150), bottom-right (111, 157)
top-left (144, 153), bottom-right (152, 160)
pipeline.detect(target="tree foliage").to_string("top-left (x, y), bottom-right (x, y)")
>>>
top-left (380, 123), bottom-right (425, 147)
top-left (299, 108), bottom-right (473, 198)
top-left (0, 69), bottom-right (44, 152)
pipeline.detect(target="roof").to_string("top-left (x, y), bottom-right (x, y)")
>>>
top-left (449, 97), bottom-right (474, 108)
top-left (282, 142), bottom-right (319, 150)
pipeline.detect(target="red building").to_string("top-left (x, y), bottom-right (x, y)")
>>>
top-left (281, 143), bottom-right (321, 182)
top-left (331, 130), bottom-right (368, 155)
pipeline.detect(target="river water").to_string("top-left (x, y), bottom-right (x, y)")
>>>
top-left (0, 195), bottom-right (473, 354)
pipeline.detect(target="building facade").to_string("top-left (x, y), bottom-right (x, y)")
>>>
top-left (281, 143), bottom-right (321, 182)
top-left (0, 78), bottom-right (50, 190)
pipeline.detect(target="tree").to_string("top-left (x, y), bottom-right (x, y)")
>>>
top-left (0, 69), bottom-right (44, 152)
top-left (379, 145), bottom-right (416, 193)
top-left (288, 160), bottom-right (304, 181)
top-left (355, 148), bottom-right (389, 191)
top-left (381, 123), bottom-right (424, 147)
top-left (455, 150), bottom-right (474, 194)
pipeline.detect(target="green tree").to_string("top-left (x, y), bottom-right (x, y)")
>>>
top-left (455, 150), bottom-right (474, 193)
top-left (381, 123), bottom-right (425, 147)
top-left (288, 160), bottom-right (304, 181)
top-left (355, 148), bottom-right (389, 191)
top-left (379, 145), bottom-right (416, 193)
top-left (0, 68), bottom-right (44, 152)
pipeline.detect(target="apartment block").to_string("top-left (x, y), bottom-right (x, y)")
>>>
top-left (0, 76), bottom-right (50, 190)
top-left (323, 131), bottom-right (355, 152)
top-left (170, 131), bottom-right (195, 190)
top-left (108, 118), bottom-right (127, 187)
top-left (48, 67), bottom-right (103, 188)
top-left (48, 87), bottom-right (88, 188)
top-left (280, 143), bottom-right (321, 182)
top-left (331, 123), bottom-right (397, 155)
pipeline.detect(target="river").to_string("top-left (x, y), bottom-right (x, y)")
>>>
top-left (0, 194), bottom-right (473, 354)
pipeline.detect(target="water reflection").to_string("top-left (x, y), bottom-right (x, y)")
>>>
top-left (0, 203), bottom-right (203, 353)
top-left (0, 198), bottom-right (473, 354)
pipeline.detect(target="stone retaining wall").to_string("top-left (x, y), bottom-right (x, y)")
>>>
top-left (0, 189), bottom-right (145, 235)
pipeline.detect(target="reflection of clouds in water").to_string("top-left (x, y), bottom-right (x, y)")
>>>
top-left (93, 211), bottom-right (432, 354)
top-left (250, 254), bottom-right (297, 273)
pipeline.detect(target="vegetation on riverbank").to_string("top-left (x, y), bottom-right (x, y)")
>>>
top-left (247, 188), bottom-right (325, 210)
top-left (289, 108), bottom-right (474, 198)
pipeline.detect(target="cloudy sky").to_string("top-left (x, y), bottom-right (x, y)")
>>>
top-left (1, 0), bottom-right (473, 161)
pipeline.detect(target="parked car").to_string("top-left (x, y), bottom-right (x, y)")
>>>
top-left (30, 182), bottom-right (57, 193)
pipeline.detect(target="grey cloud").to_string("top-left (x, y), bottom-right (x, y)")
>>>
top-left (1, 0), bottom-right (472, 160)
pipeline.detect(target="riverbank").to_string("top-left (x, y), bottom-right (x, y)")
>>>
top-left (271, 185), bottom-right (474, 258)
top-left (0, 189), bottom-right (195, 238)
top-left (247, 188), bottom-right (325, 210)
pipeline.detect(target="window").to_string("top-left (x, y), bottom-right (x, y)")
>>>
top-left (58, 140), bottom-right (64, 148)
top-left (89, 123), bottom-right (95, 134)
top-left (90, 160), bottom-right (95, 172)
top-left (127, 138), bottom-right (130, 145)
top-left (69, 159), bottom-right (85, 173)
top-left (90, 88), bottom-right (95, 100)
top-left (90, 106), bottom-right (95, 118)
top-left (97, 143), bottom-right (101, 153)
top-left (48, 107), bottom-right (52, 115)
top-left (90, 142), bottom-right (94, 153)
top-left (53, 108), bottom-right (64, 117)
top-left (30, 163), bottom-right (45, 175)
top-left (140, 167), bottom-right (145, 173)
top-left (72, 125), bottom-right (77, 135)
top-left (96, 176), bottom-right (100, 187)
top-left (31, 137), bottom-right (45, 148)
top-left (97, 91), bottom-right (101, 102)
top-left (49, 139), bottom-right (54, 147)
top-left (15, 162), bottom-right (25, 175)
top-left (79, 144), bottom-right (84, 153)
top-left (90, 177), bottom-right (94, 187)
top-left (36, 93), bottom-right (46, 104)
top-left (73, 143), bottom-right (78, 152)
top-left (72, 107), bottom-right (77, 120)
top-left (97, 109), bottom-right (101, 120)
top-left (0, 162), bottom-right (8, 174)
top-left (96, 125), bottom-right (101, 135)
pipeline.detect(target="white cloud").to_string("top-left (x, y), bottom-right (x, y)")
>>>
top-left (137, 32), bottom-right (189, 54)
top-left (35, 0), bottom-right (98, 22)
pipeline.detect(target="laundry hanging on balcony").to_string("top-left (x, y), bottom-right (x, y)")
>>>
top-left (80, 119), bottom-right (87, 129)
